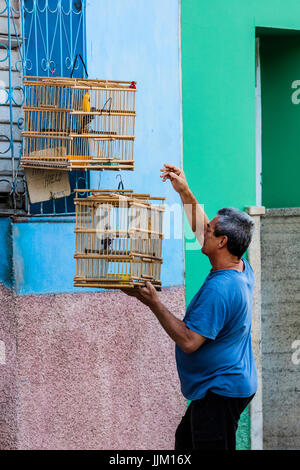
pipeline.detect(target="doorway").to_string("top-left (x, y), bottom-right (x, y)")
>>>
top-left (256, 29), bottom-right (300, 449)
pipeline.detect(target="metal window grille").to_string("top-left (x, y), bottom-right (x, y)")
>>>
top-left (0, 0), bottom-right (88, 216)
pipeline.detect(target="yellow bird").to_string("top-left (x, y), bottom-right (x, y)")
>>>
top-left (77, 91), bottom-right (93, 136)
top-left (82, 91), bottom-right (91, 112)
top-left (71, 91), bottom-right (92, 163)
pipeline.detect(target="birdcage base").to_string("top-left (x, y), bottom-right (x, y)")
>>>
top-left (74, 278), bottom-right (162, 291)
top-left (20, 160), bottom-right (70, 170)
top-left (20, 159), bottom-right (134, 171)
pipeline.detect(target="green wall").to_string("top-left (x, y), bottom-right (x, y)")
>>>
top-left (260, 35), bottom-right (300, 208)
top-left (181, 0), bottom-right (300, 450)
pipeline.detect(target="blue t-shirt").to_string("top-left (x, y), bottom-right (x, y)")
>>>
top-left (175, 258), bottom-right (257, 400)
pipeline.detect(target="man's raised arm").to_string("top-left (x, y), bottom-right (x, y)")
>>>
top-left (160, 163), bottom-right (209, 246)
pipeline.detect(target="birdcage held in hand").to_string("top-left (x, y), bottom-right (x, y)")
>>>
top-left (21, 76), bottom-right (137, 171)
top-left (74, 189), bottom-right (164, 289)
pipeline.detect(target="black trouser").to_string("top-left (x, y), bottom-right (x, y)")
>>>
top-left (175, 390), bottom-right (255, 450)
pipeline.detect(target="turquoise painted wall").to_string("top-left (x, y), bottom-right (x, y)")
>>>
top-left (181, 0), bottom-right (300, 296)
top-left (181, 0), bottom-right (300, 450)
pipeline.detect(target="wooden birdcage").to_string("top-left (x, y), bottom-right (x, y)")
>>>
top-left (74, 189), bottom-right (164, 289)
top-left (21, 76), bottom-right (137, 171)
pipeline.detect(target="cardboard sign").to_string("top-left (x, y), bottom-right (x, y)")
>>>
top-left (25, 168), bottom-right (71, 204)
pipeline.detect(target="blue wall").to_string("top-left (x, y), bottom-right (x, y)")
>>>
top-left (12, 218), bottom-right (80, 295)
top-left (87, 0), bottom-right (184, 288)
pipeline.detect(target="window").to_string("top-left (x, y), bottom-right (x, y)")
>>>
top-left (0, 0), bottom-right (88, 215)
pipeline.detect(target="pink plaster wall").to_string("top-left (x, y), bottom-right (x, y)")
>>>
top-left (0, 285), bottom-right (18, 449)
top-left (0, 284), bottom-right (187, 450)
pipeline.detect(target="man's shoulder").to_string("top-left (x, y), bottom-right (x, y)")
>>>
top-left (203, 276), bottom-right (235, 299)
top-left (243, 258), bottom-right (254, 273)
top-left (203, 259), bottom-right (254, 293)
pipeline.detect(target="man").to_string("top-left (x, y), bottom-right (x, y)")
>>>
top-left (122, 163), bottom-right (257, 450)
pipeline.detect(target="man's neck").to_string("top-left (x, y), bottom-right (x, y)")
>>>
top-left (210, 256), bottom-right (243, 272)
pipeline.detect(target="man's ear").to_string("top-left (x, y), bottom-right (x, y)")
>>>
top-left (218, 235), bottom-right (228, 248)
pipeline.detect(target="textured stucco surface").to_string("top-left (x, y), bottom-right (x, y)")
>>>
top-left (0, 285), bottom-right (186, 450)
top-left (261, 210), bottom-right (300, 450)
top-left (0, 285), bottom-right (17, 449)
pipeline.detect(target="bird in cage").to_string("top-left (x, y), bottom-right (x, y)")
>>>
top-left (84, 205), bottom-right (112, 255)
top-left (22, 77), bottom-right (137, 171)
top-left (82, 91), bottom-right (91, 112)
top-left (77, 91), bottom-right (95, 134)
top-left (74, 190), bottom-right (164, 289)
top-left (40, 90), bottom-right (94, 135)
top-left (100, 223), bottom-right (113, 253)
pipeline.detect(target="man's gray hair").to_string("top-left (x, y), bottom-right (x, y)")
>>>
top-left (214, 208), bottom-right (255, 258)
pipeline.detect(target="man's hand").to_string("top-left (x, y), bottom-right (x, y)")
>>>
top-left (161, 162), bottom-right (209, 244)
top-left (160, 163), bottom-right (189, 195)
top-left (121, 281), bottom-right (160, 309)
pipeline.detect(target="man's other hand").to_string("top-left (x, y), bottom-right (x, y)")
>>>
top-left (121, 281), bottom-right (160, 309)
top-left (160, 163), bottom-right (189, 194)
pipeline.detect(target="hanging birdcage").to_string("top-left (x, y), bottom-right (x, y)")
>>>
top-left (21, 76), bottom-right (137, 171)
top-left (74, 189), bottom-right (164, 289)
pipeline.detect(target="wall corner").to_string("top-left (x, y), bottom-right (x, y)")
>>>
top-left (246, 205), bottom-right (264, 450)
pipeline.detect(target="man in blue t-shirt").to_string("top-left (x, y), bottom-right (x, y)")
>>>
top-left (122, 163), bottom-right (257, 450)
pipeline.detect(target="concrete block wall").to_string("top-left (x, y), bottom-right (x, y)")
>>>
top-left (261, 208), bottom-right (300, 449)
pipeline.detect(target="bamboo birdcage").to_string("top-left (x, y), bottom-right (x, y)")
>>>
top-left (21, 76), bottom-right (137, 171)
top-left (74, 190), bottom-right (164, 289)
